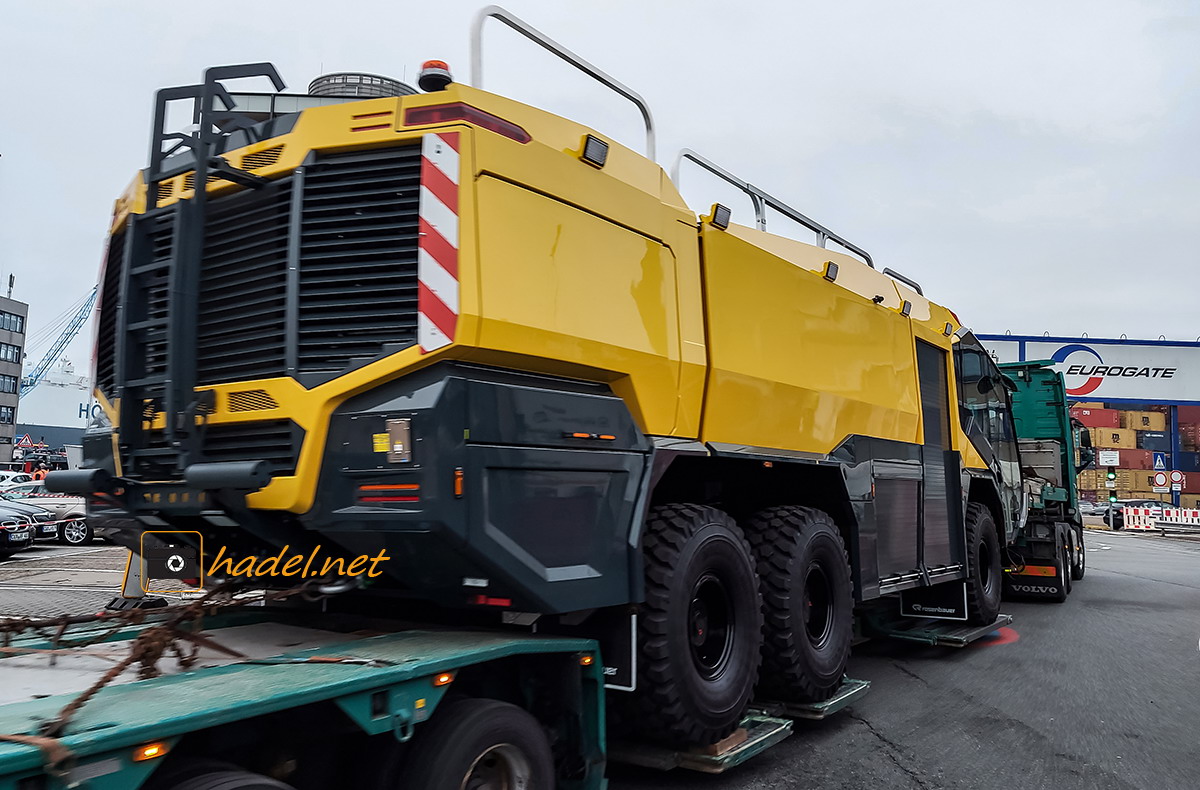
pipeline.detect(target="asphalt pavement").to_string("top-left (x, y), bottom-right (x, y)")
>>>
top-left (1, 533), bottom-right (1197, 789)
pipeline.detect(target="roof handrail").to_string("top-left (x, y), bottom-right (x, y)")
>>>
top-left (470, 5), bottom-right (656, 160)
top-left (670, 148), bottom-right (874, 268)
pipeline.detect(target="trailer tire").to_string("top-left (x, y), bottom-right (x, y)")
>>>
top-left (628, 504), bottom-right (763, 746)
top-left (395, 699), bottom-right (553, 790)
top-left (1071, 527), bottom-right (1086, 581)
top-left (167, 768), bottom-right (296, 790)
top-left (747, 506), bottom-right (853, 703)
top-left (965, 503), bottom-right (1002, 625)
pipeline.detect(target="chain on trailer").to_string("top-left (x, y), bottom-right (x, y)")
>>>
top-left (0, 576), bottom-right (358, 778)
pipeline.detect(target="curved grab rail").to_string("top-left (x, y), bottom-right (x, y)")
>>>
top-left (470, 5), bottom-right (656, 159)
top-left (671, 148), bottom-right (875, 269)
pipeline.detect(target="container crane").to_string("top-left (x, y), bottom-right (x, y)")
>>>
top-left (19, 285), bottom-right (98, 398)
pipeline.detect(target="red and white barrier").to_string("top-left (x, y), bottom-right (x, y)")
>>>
top-left (1123, 508), bottom-right (1159, 531)
top-left (1124, 508), bottom-right (1200, 531)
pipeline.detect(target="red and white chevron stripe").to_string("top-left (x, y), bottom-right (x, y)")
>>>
top-left (418, 132), bottom-right (460, 353)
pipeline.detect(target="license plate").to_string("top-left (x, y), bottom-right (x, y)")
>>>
top-left (9, 533), bottom-right (31, 545)
top-left (41, 525), bottom-right (57, 535)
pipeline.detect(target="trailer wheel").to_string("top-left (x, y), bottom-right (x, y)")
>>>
top-left (1061, 528), bottom-right (1073, 596)
top-left (166, 767), bottom-right (296, 790)
top-left (628, 504), bottom-right (763, 746)
top-left (747, 506), bottom-right (853, 703)
top-left (1071, 527), bottom-right (1086, 581)
top-left (965, 503), bottom-right (1002, 625)
top-left (1049, 530), bottom-right (1070, 603)
top-left (395, 699), bottom-right (553, 790)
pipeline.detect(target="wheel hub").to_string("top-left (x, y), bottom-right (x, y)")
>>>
top-left (464, 743), bottom-right (532, 790)
top-left (688, 573), bottom-right (734, 681)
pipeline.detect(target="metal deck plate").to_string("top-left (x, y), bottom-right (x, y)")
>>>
top-left (754, 677), bottom-right (871, 721)
top-left (876, 613), bottom-right (1013, 647)
top-left (609, 714), bottom-right (793, 773)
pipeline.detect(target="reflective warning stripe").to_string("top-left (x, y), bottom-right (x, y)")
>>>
top-left (418, 132), bottom-right (460, 353)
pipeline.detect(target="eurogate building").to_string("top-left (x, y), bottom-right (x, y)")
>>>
top-left (979, 335), bottom-right (1200, 508)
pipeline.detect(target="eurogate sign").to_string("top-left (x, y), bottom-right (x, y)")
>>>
top-left (977, 335), bottom-right (1200, 405)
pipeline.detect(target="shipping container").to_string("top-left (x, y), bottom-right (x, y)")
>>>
top-left (1181, 494), bottom-right (1200, 509)
top-left (1136, 431), bottom-right (1171, 452)
top-left (1122, 410), bottom-right (1167, 432)
top-left (1077, 469), bottom-right (1098, 488)
top-left (1178, 406), bottom-right (1200, 424)
top-left (1071, 401), bottom-right (1105, 409)
top-left (1093, 427), bottom-right (1137, 449)
top-left (1178, 451), bottom-right (1200, 473)
top-left (1118, 448), bottom-right (1155, 470)
top-left (1070, 407), bottom-right (1121, 429)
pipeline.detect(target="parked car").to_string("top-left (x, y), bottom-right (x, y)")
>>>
top-left (0, 470), bottom-right (34, 489)
top-left (1078, 501), bottom-right (1106, 516)
top-left (0, 507), bottom-right (36, 559)
top-left (0, 483), bottom-right (90, 545)
top-left (0, 497), bottom-right (59, 541)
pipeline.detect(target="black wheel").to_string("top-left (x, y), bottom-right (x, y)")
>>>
top-left (396, 699), bottom-right (553, 790)
top-left (628, 504), bottom-right (763, 746)
top-left (1071, 527), bottom-right (1086, 581)
top-left (58, 520), bottom-right (92, 546)
top-left (965, 503), bottom-right (1002, 625)
top-left (1061, 528), bottom-right (1073, 596)
top-left (165, 766), bottom-right (295, 790)
top-left (747, 506), bottom-right (853, 703)
top-left (1049, 533), bottom-right (1069, 603)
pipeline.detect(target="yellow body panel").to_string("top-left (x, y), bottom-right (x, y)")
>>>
top-left (698, 223), bottom-right (922, 453)
top-left (106, 82), bottom-right (984, 513)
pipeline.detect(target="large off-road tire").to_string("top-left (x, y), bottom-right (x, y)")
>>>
top-left (396, 699), bottom-right (554, 790)
top-left (629, 504), bottom-right (763, 747)
top-left (1070, 526), bottom-right (1086, 581)
top-left (965, 503), bottom-right (1002, 625)
top-left (747, 506), bottom-right (853, 703)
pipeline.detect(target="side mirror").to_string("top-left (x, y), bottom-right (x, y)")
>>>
top-left (976, 375), bottom-right (994, 394)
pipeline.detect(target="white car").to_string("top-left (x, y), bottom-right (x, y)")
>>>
top-left (0, 471), bottom-right (34, 489)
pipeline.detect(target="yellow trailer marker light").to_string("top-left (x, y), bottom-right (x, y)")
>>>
top-left (132, 742), bottom-right (169, 762)
top-left (433, 672), bottom-right (455, 687)
top-left (579, 654), bottom-right (595, 666)
top-left (454, 468), bottom-right (465, 498)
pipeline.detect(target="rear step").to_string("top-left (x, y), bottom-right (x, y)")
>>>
top-left (867, 613), bottom-right (1013, 647)
top-left (608, 677), bottom-right (869, 773)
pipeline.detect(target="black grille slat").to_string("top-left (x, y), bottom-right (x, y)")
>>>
top-left (202, 420), bottom-right (302, 475)
top-left (297, 144), bottom-right (420, 370)
top-left (195, 183), bottom-right (292, 385)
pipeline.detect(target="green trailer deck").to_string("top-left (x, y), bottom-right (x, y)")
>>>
top-left (0, 611), bottom-right (606, 789)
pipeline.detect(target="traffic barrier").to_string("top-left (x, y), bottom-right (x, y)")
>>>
top-left (1124, 508), bottom-right (1200, 531)
top-left (1122, 509), bottom-right (1159, 531)
top-left (1159, 509), bottom-right (1200, 527)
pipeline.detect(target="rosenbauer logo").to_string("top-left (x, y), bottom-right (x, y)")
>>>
top-left (1050, 344), bottom-right (1178, 396)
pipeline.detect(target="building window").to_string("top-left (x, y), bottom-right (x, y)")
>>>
top-left (0, 312), bottom-right (24, 334)
top-left (0, 375), bottom-right (16, 394)
top-left (0, 343), bottom-right (19, 363)
top-left (0, 406), bottom-right (12, 424)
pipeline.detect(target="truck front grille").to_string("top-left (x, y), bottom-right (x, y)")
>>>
top-left (297, 145), bottom-right (421, 371)
top-left (202, 420), bottom-right (304, 476)
top-left (94, 231), bottom-right (126, 401)
top-left (196, 182), bottom-right (292, 384)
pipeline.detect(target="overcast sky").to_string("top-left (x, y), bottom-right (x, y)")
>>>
top-left (1, 0), bottom-right (1197, 372)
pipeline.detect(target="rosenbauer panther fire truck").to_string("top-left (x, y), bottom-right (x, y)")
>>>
top-left (0, 7), bottom-right (1079, 788)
